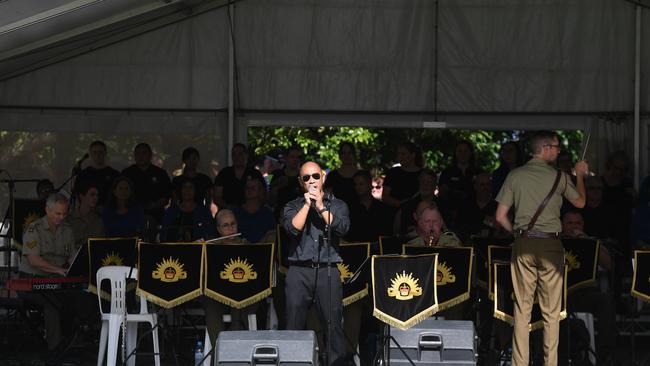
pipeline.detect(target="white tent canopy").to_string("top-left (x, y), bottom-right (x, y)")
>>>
top-left (0, 0), bottom-right (647, 188)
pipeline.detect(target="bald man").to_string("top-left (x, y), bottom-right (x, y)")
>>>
top-left (282, 162), bottom-right (350, 366)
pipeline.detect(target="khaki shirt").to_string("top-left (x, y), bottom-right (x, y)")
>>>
top-left (406, 231), bottom-right (461, 247)
top-left (65, 209), bottom-right (104, 252)
top-left (496, 157), bottom-right (579, 233)
top-left (19, 216), bottom-right (74, 276)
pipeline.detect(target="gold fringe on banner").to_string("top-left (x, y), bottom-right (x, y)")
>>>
top-left (343, 287), bottom-right (368, 307)
top-left (204, 288), bottom-right (272, 309)
top-left (372, 304), bottom-right (438, 331)
top-left (437, 293), bottom-right (470, 312)
top-left (136, 288), bottom-right (202, 309)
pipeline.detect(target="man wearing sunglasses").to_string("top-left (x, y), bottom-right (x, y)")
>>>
top-left (282, 161), bottom-right (350, 366)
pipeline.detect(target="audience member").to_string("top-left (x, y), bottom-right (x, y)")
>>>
top-left (581, 176), bottom-right (611, 240)
top-left (345, 170), bottom-right (393, 242)
top-left (382, 141), bottom-right (423, 208)
top-left (438, 140), bottom-right (483, 205)
top-left (394, 169), bottom-right (438, 235)
top-left (601, 151), bottom-right (635, 256)
top-left (371, 175), bottom-right (384, 200)
top-left (161, 178), bottom-right (216, 242)
top-left (102, 176), bottom-right (145, 238)
top-left (213, 143), bottom-right (264, 208)
top-left (171, 147), bottom-right (213, 204)
top-left (324, 142), bottom-right (360, 208)
top-left (491, 141), bottom-right (523, 197)
top-left (232, 176), bottom-right (276, 243)
top-left (269, 146), bottom-right (302, 216)
top-left (36, 179), bottom-right (54, 201)
top-left (632, 175), bottom-right (650, 248)
top-left (76, 140), bottom-right (120, 207)
top-left (406, 201), bottom-right (460, 247)
top-left (121, 143), bottom-right (172, 223)
top-left (455, 173), bottom-right (499, 240)
top-left (66, 180), bottom-right (104, 252)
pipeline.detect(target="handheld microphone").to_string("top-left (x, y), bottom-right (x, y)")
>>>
top-left (308, 186), bottom-right (318, 208)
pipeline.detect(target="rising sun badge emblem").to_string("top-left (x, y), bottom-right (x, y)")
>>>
top-left (436, 262), bottom-right (456, 286)
top-left (22, 212), bottom-right (39, 233)
top-left (387, 271), bottom-right (423, 301)
top-left (101, 251), bottom-right (124, 266)
top-left (220, 257), bottom-right (257, 283)
top-left (337, 263), bottom-right (353, 283)
top-left (152, 257), bottom-right (188, 282)
top-left (565, 251), bottom-right (581, 271)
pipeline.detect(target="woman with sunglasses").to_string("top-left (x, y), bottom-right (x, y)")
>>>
top-left (282, 161), bottom-right (350, 366)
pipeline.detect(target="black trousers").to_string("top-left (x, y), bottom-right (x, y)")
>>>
top-left (285, 265), bottom-right (346, 366)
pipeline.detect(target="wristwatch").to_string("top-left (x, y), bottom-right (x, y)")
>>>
top-left (317, 207), bottom-right (328, 214)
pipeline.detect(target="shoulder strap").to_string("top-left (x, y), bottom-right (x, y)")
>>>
top-left (527, 170), bottom-right (562, 231)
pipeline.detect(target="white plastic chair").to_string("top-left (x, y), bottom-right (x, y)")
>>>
top-left (96, 266), bottom-right (160, 366)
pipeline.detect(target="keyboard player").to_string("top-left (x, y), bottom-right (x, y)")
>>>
top-left (18, 193), bottom-right (79, 351)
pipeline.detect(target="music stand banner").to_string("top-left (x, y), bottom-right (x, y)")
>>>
top-left (562, 238), bottom-right (599, 293)
top-left (9, 199), bottom-right (44, 246)
top-left (631, 250), bottom-right (650, 303)
top-left (379, 236), bottom-right (409, 255)
top-left (403, 245), bottom-right (473, 311)
top-left (204, 242), bottom-right (274, 309)
top-left (339, 242), bottom-right (370, 306)
top-left (472, 237), bottom-right (513, 290)
top-left (487, 245), bottom-right (512, 300)
top-left (137, 242), bottom-right (204, 308)
top-left (493, 262), bottom-right (568, 331)
top-left (372, 254), bottom-right (438, 330)
top-left (88, 237), bottom-right (138, 298)
top-left (276, 225), bottom-right (290, 274)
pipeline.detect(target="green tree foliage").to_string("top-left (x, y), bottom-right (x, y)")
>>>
top-left (249, 127), bottom-right (583, 175)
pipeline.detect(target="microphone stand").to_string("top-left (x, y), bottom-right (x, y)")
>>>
top-left (324, 195), bottom-right (333, 366)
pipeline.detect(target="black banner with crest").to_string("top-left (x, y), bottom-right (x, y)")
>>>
top-left (5, 199), bottom-right (44, 246)
top-left (632, 250), bottom-right (650, 303)
top-left (87, 237), bottom-right (138, 297)
top-left (472, 237), bottom-right (513, 290)
top-left (136, 242), bottom-right (204, 308)
top-left (493, 262), bottom-right (567, 330)
top-left (276, 225), bottom-right (290, 274)
top-left (403, 245), bottom-right (473, 311)
top-left (372, 254), bottom-right (438, 330)
top-left (378, 236), bottom-right (410, 255)
top-left (562, 238), bottom-right (599, 293)
top-left (339, 242), bottom-right (370, 306)
top-left (487, 245), bottom-right (512, 300)
top-left (204, 242), bottom-right (274, 309)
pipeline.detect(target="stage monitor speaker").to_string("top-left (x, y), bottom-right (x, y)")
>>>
top-left (389, 319), bottom-right (476, 366)
top-left (216, 330), bottom-right (318, 366)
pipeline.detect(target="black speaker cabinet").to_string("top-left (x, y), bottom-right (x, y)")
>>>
top-left (216, 330), bottom-right (318, 366)
top-left (389, 319), bottom-right (477, 366)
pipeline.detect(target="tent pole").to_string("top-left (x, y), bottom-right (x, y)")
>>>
top-left (634, 5), bottom-right (641, 190)
top-left (227, 1), bottom-right (235, 165)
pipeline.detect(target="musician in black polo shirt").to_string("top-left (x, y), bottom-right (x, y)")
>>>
top-left (282, 161), bottom-right (349, 366)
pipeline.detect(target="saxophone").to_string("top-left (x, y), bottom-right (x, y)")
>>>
top-left (427, 230), bottom-right (435, 246)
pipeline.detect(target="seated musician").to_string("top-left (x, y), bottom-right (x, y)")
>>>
top-left (18, 193), bottom-right (81, 351)
top-left (201, 209), bottom-right (256, 348)
top-left (406, 201), bottom-right (460, 247)
top-left (561, 209), bottom-right (615, 363)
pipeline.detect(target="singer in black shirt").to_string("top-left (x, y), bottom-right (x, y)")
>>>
top-left (282, 161), bottom-right (349, 366)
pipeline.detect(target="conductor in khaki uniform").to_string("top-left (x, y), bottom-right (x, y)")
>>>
top-left (495, 131), bottom-right (587, 366)
top-left (19, 193), bottom-right (76, 351)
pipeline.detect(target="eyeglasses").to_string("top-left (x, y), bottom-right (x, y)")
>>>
top-left (219, 222), bottom-right (236, 228)
top-left (545, 144), bottom-right (561, 151)
top-left (301, 173), bottom-right (321, 182)
top-left (372, 185), bottom-right (382, 189)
